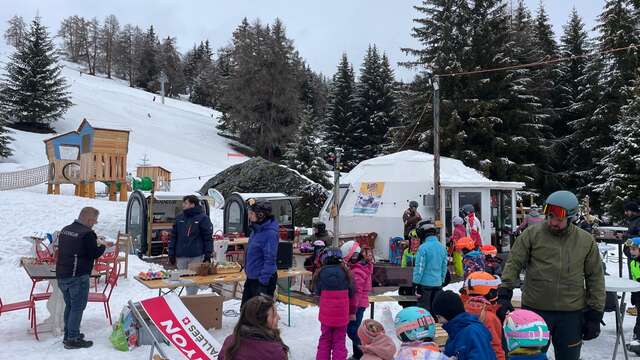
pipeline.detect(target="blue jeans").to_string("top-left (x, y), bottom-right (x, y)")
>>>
top-left (58, 274), bottom-right (90, 341)
top-left (347, 307), bottom-right (366, 359)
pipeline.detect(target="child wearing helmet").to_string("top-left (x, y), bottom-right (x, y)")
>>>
top-left (314, 247), bottom-right (356, 360)
top-left (627, 237), bottom-right (640, 353)
top-left (456, 236), bottom-right (485, 280)
top-left (399, 230), bottom-right (419, 308)
top-left (356, 319), bottom-right (397, 360)
top-left (394, 307), bottom-right (452, 360)
top-left (304, 239), bottom-right (326, 275)
top-left (461, 272), bottom-right (505, 360)
top-left (413, 221), bottom-right (448, 311)
top-left (503, 309), bottom-right (550, 359)
top-left (451, 216), bottom-right (466, 277)
top-left (342, 240), bottom-right (374, 359)
top-left (481, 244), bottom-right (503, 276)
top-left (431, 291), bottom-right (497, 360)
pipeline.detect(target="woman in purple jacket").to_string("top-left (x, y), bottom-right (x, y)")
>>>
top-left (314, 247), bottom-right (356, 360)
top-left (220, 295), bottom-right (289, 360)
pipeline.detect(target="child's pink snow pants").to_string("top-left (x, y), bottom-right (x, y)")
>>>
top-left (316, 324), bottom-right (348, 360)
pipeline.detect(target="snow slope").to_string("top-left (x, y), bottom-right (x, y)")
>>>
top-left (1, 61), bottom-right (247, 193)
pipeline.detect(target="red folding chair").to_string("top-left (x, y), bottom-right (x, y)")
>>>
top-left (0, 297), bottom-right (38, 340)
top-left (88, 262), bottom-right (119, 325)
top-left (93, 244), bottom-right (119, 291)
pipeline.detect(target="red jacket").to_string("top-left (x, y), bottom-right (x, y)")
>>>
top-left (463, 296), bottom-right (505, 360)
top-left (350, 261), bottom-right (373, 309)
top-left (316, 264), bottom-right (356, 327)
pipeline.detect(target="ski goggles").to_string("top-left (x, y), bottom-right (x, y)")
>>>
top-left (543, 204), bottom-right (567, 219)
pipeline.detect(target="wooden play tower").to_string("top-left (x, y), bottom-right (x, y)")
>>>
top-left (44, 119), bottom-right (130, 201)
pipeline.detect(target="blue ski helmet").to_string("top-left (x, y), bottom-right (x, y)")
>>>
top-left (394, 307), bottom-right (436, 342)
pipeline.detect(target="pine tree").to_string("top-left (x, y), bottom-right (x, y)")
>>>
top-left (100, 15), bottom-right (119, 79)
top-left (351, 47), bottom-right (399, 164)
top-left (190, 62), bottom-right (216, 106)
top-left (558, 9), bottom-right (590, 190)
top-left (159, 36), bottom-right (185, 96)
top-left (283, 106), bottom-right (331, 188)
top-left (596, 82), bottom-right (640, 219)
top-left (0, 16), bottom-right (72, 132)
top-left (4, 15), bottom-right (27, 49)
top-left (324, 54), bottom-right (357, 167)
top-left (135, 25), bottom-right (160, 90)
top-left (586, 0), bottom-right (639, 205)
top-left (0, 112), bottom-right (13, 158)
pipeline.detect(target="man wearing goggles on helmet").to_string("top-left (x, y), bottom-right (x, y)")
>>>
top-left (497, 191), bottom-right (605, 360)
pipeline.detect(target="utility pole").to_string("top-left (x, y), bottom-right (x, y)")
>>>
top-left (159, 71), bottom-right (167, 104)
top-left (433, 76), bottom-right (441, 233)
top-left (332, 148), bottom-right (343, 247)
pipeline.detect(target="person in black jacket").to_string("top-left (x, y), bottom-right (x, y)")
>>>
top-left (56, 207), bottom-right (111, 349)
top-left (168, 195), bottom-right (213, 295)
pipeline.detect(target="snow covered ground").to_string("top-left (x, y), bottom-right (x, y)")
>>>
top-left (0, 61), bottom-right (635, 359)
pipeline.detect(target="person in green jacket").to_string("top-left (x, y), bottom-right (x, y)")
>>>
top-left (496, 190), bottom-right (605, 360)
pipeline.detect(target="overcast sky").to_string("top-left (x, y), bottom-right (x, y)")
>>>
top-left (0, 0), bottom-right (604, 81)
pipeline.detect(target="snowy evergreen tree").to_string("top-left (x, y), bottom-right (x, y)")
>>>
top-left (283, 106), bottom-right (331, 188)
top-left (586, 0), bottom-right (639, 204)
top-left (190, 62), bottom-right (216, 107)
top-left (324, 54), bottom-right (358, 168)
top-left (158, 36), bottom-right (185, 96)
top-left (0, 16), bottom-right (72, 132)
top-left (351, 46), bottom-right (400, 165)
top-left (558, 9), bottom-right (591, 190)
top-left (135, 25), bottom-right (160, 90)
top-left (0, 115), bottom-right (13, 158)
top-left (596, 82), bottom-right (640, 219)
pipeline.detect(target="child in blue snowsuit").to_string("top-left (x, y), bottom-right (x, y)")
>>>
top-left (432, 290), bottom-right (497, 360)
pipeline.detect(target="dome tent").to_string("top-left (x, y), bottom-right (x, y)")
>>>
top-left (319, 150), bottom-right (524, 259)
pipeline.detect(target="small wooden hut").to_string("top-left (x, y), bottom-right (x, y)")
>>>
top-left (44, 119), bottom-right (130, 201)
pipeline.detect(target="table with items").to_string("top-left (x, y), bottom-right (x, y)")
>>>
top-left (135, 268), bottom-right (311, 326)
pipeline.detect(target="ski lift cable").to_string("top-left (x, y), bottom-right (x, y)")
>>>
top-left (436, 44), bottom-right (639, 78)
top-left (398, 93), bottom-right (433, 151)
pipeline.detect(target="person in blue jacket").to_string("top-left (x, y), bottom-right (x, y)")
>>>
top-left (432, 290), bottom-right (497, 360)
top-left (169, 195), bottom-right (213, 295)
top-left (242, 198), bottom-right (279, 306)
top-left (412, 220), bottom-right (448, 311)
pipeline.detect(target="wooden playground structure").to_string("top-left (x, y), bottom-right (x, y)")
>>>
top-left (44, 119), bottom-right (130, 201)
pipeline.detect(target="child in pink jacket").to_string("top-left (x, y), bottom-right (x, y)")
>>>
top-left (342, 240), bottom-right (373, 359)
top-left (315, 247), bottom-right (357, 360)
top-left (357, 319), bottom-right (397, 360)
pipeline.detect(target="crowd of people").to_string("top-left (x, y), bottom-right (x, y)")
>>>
top-left (55, 189), bottom-right (638, 359)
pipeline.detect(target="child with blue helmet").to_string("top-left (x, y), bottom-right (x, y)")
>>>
top-left (394, 307), bottom-right (452, 360)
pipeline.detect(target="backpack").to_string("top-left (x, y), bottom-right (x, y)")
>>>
top-left (463, 252), bottom-right (485, 279)
top-left (389, 236), bottom-right (405, 265)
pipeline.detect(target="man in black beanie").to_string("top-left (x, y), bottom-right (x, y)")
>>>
top-left (431, 290), bottom-right (497, 359)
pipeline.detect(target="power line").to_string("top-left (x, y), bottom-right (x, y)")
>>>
top-left (399, 93), bottom-right (432, 151)
top-left (437, 44), bottom-right (639, 78)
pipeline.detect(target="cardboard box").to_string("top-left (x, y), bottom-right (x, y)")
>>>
top-left (180, 293), bottom-right (223, 330)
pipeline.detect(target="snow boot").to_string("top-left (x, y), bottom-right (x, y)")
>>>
top-left (63, 333), bottom-right (85, 344)
top-left (64, 338), bottom-right (93, 349)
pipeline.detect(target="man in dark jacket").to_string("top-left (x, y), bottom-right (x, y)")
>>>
top-left (242, 199), bottom-right (279, 306)
top-left (169, 195), bottom-right (213, 295)
top-left (57, 207), bottom-right (111, 349)
top-left (497, 191), bottom-right (605, 360)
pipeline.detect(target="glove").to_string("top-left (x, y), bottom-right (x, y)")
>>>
top-left (582, 309), bottom-right (604, 341)
top-left (202, 253), bottom-right (212, 263)
top-left (169, 256), bottom-right (176, 266)
top-left (496, 287), bottom-right (514, 321)
top-left (632, 292), bottom-right (640, 306)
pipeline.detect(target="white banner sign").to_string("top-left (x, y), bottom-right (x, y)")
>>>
top-left (140, 294), bottom-right (222, 360)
